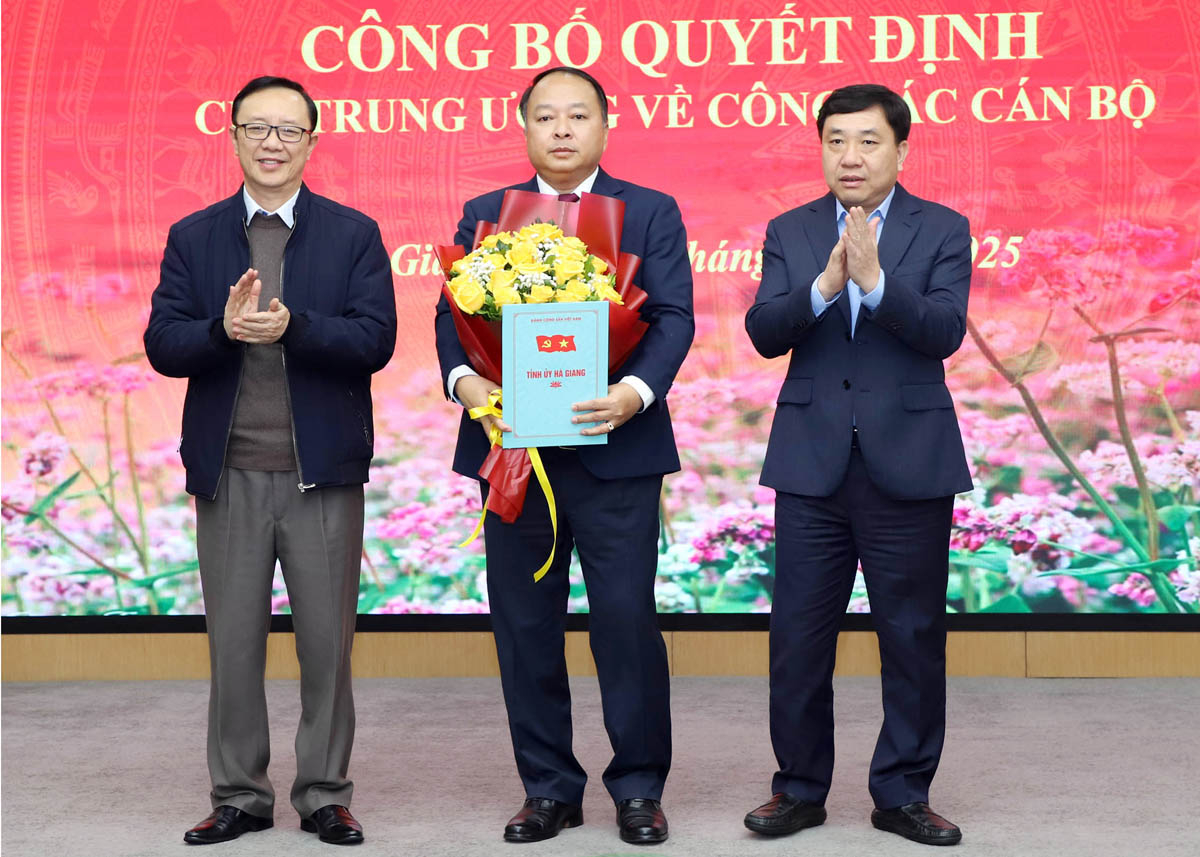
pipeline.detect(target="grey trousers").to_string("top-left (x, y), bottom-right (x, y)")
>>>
top-left (195, 468), bottom-right (364, 817)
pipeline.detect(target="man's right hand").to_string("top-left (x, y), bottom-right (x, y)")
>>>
top-left (223, 268), bottom-right (262, 340)
top-left (453, 373), bottom-right (511, 441)
top-left (818, 236), bottom-right (848, 302)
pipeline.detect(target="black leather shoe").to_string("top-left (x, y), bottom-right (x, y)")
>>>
top-left (503, 797), bottom-right (583, 843)
top-left (616, 798), bottom-right (668, 845)
top-left (744, 793), bottom-right (827, 836)
top-left (871, 802), bottom-right (962, 846)
top-left (301, 805), bottom-right (364, 845)
top-left (183, 805), bottom-right (273, 845)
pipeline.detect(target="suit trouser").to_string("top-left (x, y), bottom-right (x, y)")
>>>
top-left (769, 445), bottom-right (953, 809)
top-left (195, 467), bottom-right (363, 817)
top-left (481, 447), bottom-right (671, 807)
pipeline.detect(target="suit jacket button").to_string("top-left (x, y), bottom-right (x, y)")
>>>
top-left (843, 379), bottom-right (852, 390)
top-left (844, 332), bottom-right (852, 342)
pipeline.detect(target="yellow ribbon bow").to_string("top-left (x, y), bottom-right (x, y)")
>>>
top-left (460, 389), bottom-right (559, 582)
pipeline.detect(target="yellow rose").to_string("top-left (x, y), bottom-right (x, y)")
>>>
top-left (594, 279), bottom-right (624, 305)
top-left (506, 241), bottom-right (536, 266)
top-left (554, 241), bottom-right (584, 259)
top-left (527, 284), bottom-right (555, 303)
top-left (502, 241), bottom-right (545, 276)
top-left (561, 278), bottom-right (592, 301)
top-left (554, 257), bottom-right (586, 284)
top-left (561, 236), bottom-right (586, 252)
top-left (488, 268), bottom-right (518, 292)
top-left (589, 256), bottom-right (608, 274)
top-left (450, 257), bottom-right (470, 275)
top-left (450, 276), bottom-right (485, 313)
top-left (523, 222), bottom-right (563, 243)
top-left (486, 252), bottom-right (507, 269)
top-left (481, 234), bottom-right (500, 249)
top-left (492, 285), bottom-right (521, 306)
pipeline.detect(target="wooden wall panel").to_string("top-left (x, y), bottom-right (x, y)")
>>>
top-left (352, 632), bottom-right (498, 677)
top-left (672, 631), bottom-right (767, 675)
top-left (670, 631), bottom-right (883, 676)
top-left (5, 631), bottom-right (1200, 682)
top-left (947, 631), bottom-right (1026, 677)
top-left (1027, 632), bottom-right (1200, 677)
top-left (2, 634), bottom-right (210, 681)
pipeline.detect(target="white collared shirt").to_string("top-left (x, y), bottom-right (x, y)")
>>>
top-left (242, 187), bottom-right (299, 228)
top-left (534, 169), bottom-right (599, 197)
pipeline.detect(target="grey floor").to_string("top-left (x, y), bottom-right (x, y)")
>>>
top-left (2, 676), bottom-right (1198, 857)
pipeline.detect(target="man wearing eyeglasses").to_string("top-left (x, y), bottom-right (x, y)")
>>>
top-left (145, 76), bottom-right (396, 846)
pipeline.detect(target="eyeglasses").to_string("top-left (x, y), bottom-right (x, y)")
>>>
top-left (234, 123), bottom-right (311, 143)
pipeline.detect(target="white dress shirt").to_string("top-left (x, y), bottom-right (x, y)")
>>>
top-left (242, 187), bottom-right (299, 227)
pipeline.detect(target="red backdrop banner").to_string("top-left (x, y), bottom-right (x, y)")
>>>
top-left (3, 1), bottom-right (1199, 616)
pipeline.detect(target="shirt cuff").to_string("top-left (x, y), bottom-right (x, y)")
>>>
top-left (857, 269), bottom-right (886, 310)
top-left (810, 274), bottom-right (841, 317)
top-left (619, 375), bottom-right (655, 412)
top-left (446, 364), bottom-right (478, 405)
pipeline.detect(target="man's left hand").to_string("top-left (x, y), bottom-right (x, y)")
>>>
top-left (231, 298), bottom-right (291, 344)
top-left (572, 382), bottom-right (642, 437)
top-left (844, 205), bottom-right (882, 291)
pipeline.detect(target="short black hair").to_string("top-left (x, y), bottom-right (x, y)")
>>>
top-left (817, 84), bottom-right (910, 142)
top-left (518, 66), bottom-right (609, 124)
top-left (232, 76), bottom-right (318, 131)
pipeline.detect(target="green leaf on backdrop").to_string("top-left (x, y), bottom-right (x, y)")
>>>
top-left (23, 471), bottom-right (81, 523)
top-left (1040, 557), bottom-right (1191, 583)
top-left (980, 594), bottom-right (1032, 613)
top-left (1000, 340), bottom-right (1058, 381)
top-left (988, 465), bottom-right (1023, 493)
top-left (950, 549), bottom-right (1011, 573)
top-left (356, 588), bottom-right (388, 612)
top-left (1157, 504), bottom-right (1200, 532)
top-left (125, 560), bottom-right (201, 587)
top-left (1112, 485), bottom-right (1143, 510)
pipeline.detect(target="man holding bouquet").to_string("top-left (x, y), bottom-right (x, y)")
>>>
top-left (434, 67), bottom-right (694, 845)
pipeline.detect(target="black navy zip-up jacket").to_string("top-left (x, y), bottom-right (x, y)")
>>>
top-left (144, 184), bottom-right (397, 500)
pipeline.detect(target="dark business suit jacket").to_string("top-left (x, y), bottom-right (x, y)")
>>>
top-left (435, 168), bottom-right (695, 481)
top-left (746, 183), bottom-right (972, 500)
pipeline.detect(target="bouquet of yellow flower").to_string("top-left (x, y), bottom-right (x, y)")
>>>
top-left (434, 190), bottom-right (649, 536)
top-left (447, 221), bottom-right (625, 320)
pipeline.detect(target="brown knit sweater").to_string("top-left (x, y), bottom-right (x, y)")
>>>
top-left (224, 213), bottom-right (297, 471)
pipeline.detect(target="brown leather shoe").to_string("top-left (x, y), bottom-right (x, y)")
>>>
top-left (183, 805), bottom-right (273, 845)
top-left (616, 798), bottom-right (668, 845)
top-left (503, 797), bottom-right (583, 843)
top-left (871, 802), bottom-right (962, 846)
top-left (744, 793), bottom-right (827, 836)
top-left (301, 805), bottom-right (364, 845)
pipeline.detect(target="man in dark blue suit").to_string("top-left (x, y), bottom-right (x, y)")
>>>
top-left (434, 67), bottom-right (694, 846)
top-left (743, 84), bottom-right (973, 847)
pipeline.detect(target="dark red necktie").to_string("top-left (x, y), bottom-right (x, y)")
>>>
top-left (557, 193), bottom-right (580, 202)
